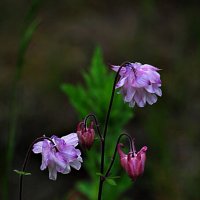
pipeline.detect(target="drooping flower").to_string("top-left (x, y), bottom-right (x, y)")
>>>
top-left (32, 133), bottom-right (82, 180)
top-left (117, 143), bottom-right (147, 181)
top-left (112, 62), bottom-right (162, 107)
top-left (76, 121), bottom-right (95, 150)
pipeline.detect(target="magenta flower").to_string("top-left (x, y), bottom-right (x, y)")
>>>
top-left (32, 133), bottom-right (82, 180)
top-left (76, 122), bottom-right (95, 150)
top-left (112, 62), bottom-right (162, 107)
top-left (117, 143), bottom-right (147, 181)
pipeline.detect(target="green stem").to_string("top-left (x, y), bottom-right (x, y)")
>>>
top-left (84, 113), bottom-right (102, 140)
top-left (2, 1), bottom-right (41, 199)
top-left (97, 65), bottom-right (124, 200)
top-left (105, 133), bottom-right (134, 178)
top-left (19, 136), bottom-right (55, 200)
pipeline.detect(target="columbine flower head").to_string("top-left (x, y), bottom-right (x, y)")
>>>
top-left (76, 121), bottom-right (95, 150)
top-left (112, 62), bottom-right (162, 107)
top-left (117, 143), bottom-right (147, 181)
top-left (32, 133), bottom-right (82, 180)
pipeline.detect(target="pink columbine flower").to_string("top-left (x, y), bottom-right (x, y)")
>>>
top-left (112, 62), bottom-right (162, 107)
top-left (117, 143), bottom-right (147, 181)
top-left (76, 122), bottom-right (95, 150)
top-left (32, 133), bottom-right (82, 180)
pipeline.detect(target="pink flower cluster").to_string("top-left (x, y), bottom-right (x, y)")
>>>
top-left (30, 61), bottom-right (161, 183)
top-left (112, 62), bottom-right (162, 107)
top-left (33, 133), bottom-right (82, 180)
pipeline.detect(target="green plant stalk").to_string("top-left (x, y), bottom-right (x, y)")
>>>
top-left (2, 1), bottom-right (42, 199)
top-left (98, 65), bottom-right (123, 200)
top-left (62, 47), bottom-right (133, 200)
top-left (18, 136), bottom-right (56, 200)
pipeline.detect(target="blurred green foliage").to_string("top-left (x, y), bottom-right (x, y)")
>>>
top-left (61, 47), bottom-right (134, 200)
top-left (2, 1), bottom-right (41, 200)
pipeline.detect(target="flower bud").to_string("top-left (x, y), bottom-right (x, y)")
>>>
top-left (76, 121), bottom-right (95, 150)
top-left (117, 143), bottom-right (147, 181)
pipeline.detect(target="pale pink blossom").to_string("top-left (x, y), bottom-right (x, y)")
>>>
top-left (112, 62), bottom-right (162, 107)
top-left (32, 133), bottom-right (82, 180)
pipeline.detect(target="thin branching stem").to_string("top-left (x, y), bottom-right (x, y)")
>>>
top-left (84, 113), bottom-right (102, 140)
top-left (105, 133), bottom-right (133, 178)
top-left (98, 64), bottom-right (125, 200)
top-left (19, 136), bottom-right (55, 200)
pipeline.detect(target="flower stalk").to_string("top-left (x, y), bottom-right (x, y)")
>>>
top-left (98, 65), bottom-right (124, 200)
top-left (19, 136), bottom-right (55, 200)
top-left (105, 133), bottom-right (134, 178)
top-left (84, 113), bottom-right (102, 141)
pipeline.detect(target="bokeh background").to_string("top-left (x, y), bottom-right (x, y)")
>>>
top-left (0, 0), bottom-right (200, 200)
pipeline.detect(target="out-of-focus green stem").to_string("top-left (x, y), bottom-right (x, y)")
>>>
top-left (2, 1), bottom-right (42, 200)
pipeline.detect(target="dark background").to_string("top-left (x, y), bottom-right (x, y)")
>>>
top-left (0, 1), bottom-right (200, 200)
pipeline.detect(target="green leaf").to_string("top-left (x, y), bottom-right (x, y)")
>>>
top-left (76, 181), bottom-right (98, 199)
top-left (14, 170), bottom-right (31, 176)
top-left (109, 176), bottom-right (121, 179)
top-left (105, 178), bottom-right (117, 186)
top-left (96, 172), bottom-right (104, 177)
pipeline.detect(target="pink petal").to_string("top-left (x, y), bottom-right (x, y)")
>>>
top-left (48, 164), bottom-right (57, 180)
top-left (32, 141), bottom-right (43, 154)
top-left (134, 90), bottom-right (146, 107)
top-left (142, 64), bottom-right (159, 71)
top-left (155, 87), bottom-right (162, 96)
top-left (116, 77), bottom-right (127, 88)
top-left (117, 144), bottom-right (128, 170)
top-left (62, 164), bottom-right (71, 174)
top-left (146, 93), bottom-right (157, 105)
top-left (61, 133), bottom-right (78, 147)
top-left (112, 65), bottom-right (127, 75)
top-left (70, 160), bottom-right (82, 170)
top-left (111, 65), bottom-right (120, 72)
top-left (124, 87), bottom-right (135, 102)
